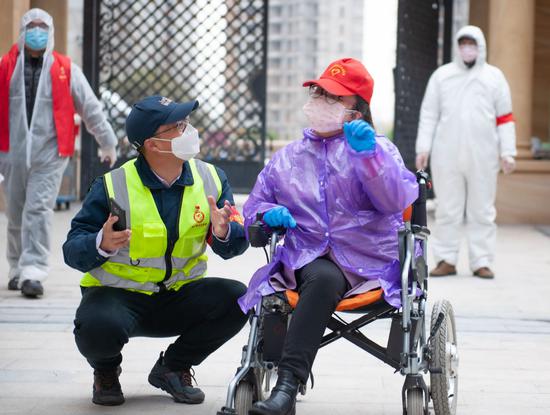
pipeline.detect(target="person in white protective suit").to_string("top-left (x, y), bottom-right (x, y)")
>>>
top-left (0, 8), bottom-right (118, 297)
top-left (415, 25), bottom-right (517, 279)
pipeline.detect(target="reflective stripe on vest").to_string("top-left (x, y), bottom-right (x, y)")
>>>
top-left (82, 158), bottom-right (222, 294)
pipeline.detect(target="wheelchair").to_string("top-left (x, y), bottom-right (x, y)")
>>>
top-left (217, 172), bottom-right (458, 415)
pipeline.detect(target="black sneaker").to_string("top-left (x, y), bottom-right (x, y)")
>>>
top-left (92, 366), bottom-right (125, 406)
top-left (148, 352), bottom-right (205, 404)
top-left (21, 280), bottom-right (43, 298)
top-left (8, 277), bottom-right (19, 291)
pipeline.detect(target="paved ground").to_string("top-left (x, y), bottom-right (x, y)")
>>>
top-left (1, 198), bottom-right (549, 414)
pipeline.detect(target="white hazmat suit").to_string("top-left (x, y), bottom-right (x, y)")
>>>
top-left (0, 9), bottom-right (117, 287)
top-left (415, 25), bottom-right (516, 271)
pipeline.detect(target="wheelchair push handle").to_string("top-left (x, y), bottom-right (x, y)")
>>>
top-left (411, 170), bottom-right (431, 228)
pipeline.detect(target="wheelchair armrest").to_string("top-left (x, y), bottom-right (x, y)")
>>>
top-left (247, 213), bottom-right (286, 248)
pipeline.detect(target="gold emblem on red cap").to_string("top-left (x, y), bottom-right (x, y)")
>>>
top-left (329, 64), bottom-right (346, 77)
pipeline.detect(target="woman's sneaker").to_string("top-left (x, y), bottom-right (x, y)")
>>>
top-left (148, 352), bottom-right (205, 404)
top-left (92, 366), bottom-right (124, 406)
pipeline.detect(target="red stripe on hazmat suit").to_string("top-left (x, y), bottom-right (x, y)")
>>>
top-left (496, 112), bottom-right (514, 126)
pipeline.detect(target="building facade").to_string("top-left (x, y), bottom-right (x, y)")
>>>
top-left (266, 0), bottom-right (364, 142)
top-left (468, 0), bottom-right (550, 223)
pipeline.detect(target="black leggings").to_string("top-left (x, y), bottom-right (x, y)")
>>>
top-left (278, 257), bottom-right (349, 383)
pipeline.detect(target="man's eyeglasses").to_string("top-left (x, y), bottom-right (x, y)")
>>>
top-left (309, 85), bottom-right (343, 105)
top-left (154, 119), bottom-right (187, 137)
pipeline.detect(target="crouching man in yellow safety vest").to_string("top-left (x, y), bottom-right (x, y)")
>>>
top-left (63, 96), bottom-right (249, 406)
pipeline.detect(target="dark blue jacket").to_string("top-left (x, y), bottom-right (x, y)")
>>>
top-left (63, 155), bottom-right (249, 274)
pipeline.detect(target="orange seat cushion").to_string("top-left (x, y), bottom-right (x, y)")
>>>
top-left (285, 288), bottom-right (384, 312)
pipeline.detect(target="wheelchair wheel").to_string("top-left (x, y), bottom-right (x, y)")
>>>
top-left (406, 388), bottom-right (425, 415)
top-left (235, 367), bottom-right (266, 414)
top-left (430, 300), bottom-right (458, 415)
top-left (235, 381), bottom-right (254, 415)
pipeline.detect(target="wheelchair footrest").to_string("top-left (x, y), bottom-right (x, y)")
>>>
top-left (217, 407), bottom-right (237, 415)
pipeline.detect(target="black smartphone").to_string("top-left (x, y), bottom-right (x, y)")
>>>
top-left (109, 198), bottom-right (127, 231)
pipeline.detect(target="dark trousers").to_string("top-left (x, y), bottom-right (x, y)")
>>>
top-left (74, 277), bottom-right (247, 371)
top-left (278, 258), bottom-right (349, 384)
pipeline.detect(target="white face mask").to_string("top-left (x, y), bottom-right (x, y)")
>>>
top-left (303, 97), bottom-right (346, 133)
top-left (459, 44), bottom-right (478, 64)
top-left (153, 123), bottom-right (200, 160)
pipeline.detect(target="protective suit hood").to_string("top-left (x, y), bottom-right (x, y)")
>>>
top-left (454, 25), bottom-right (486, 69)
top-left (18, 8), bottom-right (55, 55)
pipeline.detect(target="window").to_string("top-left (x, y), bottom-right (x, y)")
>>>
top-left (270, 23), bottom-right (282, 34)
top-left (271, 5), bottom-right (282, 17)
top-left (269, 57), bottom-right (282, 68)
top-left (306, 38), bottom-right (317, 50)
top-left (270, 40), bottom-right (282, 51)
top-left (270, 111), bottom-right (280, 122)
top-left (270, 74), bottom-right (281, 84)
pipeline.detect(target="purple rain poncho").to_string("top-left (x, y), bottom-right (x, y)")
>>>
top-left (238, 128), bottom-right (419, 312)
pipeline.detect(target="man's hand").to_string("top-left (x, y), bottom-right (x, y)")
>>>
top-left (208, 196), bottom-right (232, 240)
top-left (99, 214), bottom-right (131, 252)
top-left (99, 146), bottom-right (117, 168)
top-left (500, 156), bottom-right (516, 175)
top-left (415, 152), bottom-right (429, 170)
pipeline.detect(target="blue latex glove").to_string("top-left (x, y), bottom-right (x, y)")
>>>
top-left (343, 119), bottom-right (376, 152)
top-left (263, 206), bottom-right (297, 229)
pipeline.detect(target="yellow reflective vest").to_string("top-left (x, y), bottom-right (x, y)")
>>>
top-left (80, 158), bottom-right (222, 294)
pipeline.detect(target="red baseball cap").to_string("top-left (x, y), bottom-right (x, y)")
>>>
top-left (303, 58), bottom-right (374, 104)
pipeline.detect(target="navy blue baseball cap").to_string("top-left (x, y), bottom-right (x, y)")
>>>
top-left (125, 96), bottom-right (199, 147)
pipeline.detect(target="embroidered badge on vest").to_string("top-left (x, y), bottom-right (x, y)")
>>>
top-left (193, 204), bottom-right (206, 224)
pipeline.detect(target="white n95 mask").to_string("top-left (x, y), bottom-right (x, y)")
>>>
top-left (303, 96), bottom-right (346, 133)
top-left (154, 123), bottom-right (200, 160)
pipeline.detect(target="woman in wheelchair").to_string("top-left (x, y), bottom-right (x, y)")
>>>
top-left (238, 58), bottom-right (419, 415)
